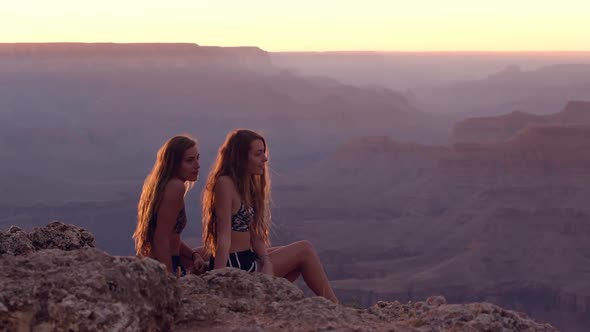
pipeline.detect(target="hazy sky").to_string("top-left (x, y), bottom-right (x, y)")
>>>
top-left (2, 0), bottom-right (589, 51)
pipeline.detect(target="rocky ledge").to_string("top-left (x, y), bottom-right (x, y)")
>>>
top-left (0, 222), bottom-right (558, 331)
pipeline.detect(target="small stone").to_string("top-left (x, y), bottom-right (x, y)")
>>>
top-left (426, 295), bottom-right (447, 306)
top-left (7, 226), bottom-right (23, 234)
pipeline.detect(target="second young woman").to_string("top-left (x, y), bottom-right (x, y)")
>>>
top-left (202, 129), bottom-right (338, 302)
top-left (133, 135), bottom-right (207, 277)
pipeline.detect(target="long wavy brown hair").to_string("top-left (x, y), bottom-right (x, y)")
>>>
top-left (133, 135), bottom-right (197, 257)
top-left (202, 129), bottom-right (271, 256)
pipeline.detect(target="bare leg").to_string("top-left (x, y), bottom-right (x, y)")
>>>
top-left (268, 240), bottom-right (338, 302)
top-left (283, 269), bottom-right (302, 283)
top-left (190, 245), bottom-right (302, 282)
top-left (189, 246), bottom-right (300, 279)
top-left (268, 246), bottom-right (301, 282)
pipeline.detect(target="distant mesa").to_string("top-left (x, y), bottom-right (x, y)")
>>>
top-left (0, 42), bottom-right (267, 56)
top-left (316, 102), bottom-right (590, 181)
top-left (486, 64), bottom-right (522, 80)
top-left (0, 42), bottom-right (272, 69)
top-left (453, 100), bottom-right (590, 143)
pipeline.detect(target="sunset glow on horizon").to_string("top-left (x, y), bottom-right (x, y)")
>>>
top-left (2, 0), bottom-right (589, 52)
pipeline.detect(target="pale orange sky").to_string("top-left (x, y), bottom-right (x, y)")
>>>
top-left (2, 0), bottom-right (589, 51)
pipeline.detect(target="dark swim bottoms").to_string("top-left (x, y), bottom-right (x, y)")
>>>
top-left (171, 255), bottom-right (186, 277)
top-left (209, 249), bottom-right (258, 272)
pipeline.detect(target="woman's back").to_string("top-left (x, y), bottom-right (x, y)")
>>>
top-left (134, 135), bottom-right (203, 275)
top-left (149, 178), bottom-right (186, 259)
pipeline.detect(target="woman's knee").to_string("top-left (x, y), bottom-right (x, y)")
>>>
top-left (295, 240), bottom-right (317, 257)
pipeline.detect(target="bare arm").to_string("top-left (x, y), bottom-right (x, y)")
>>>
top-left (180, 241), bottom-right (195, 259)
top-left (251, 236), bottom-right (267, 258)
top-left (212, 176), bottom-right (233, 269)
top-left (180, 242), bottom-right (209, 262)
top-left (251, 232), bottom-right (272, 275)
top-left (151, 179), bottom-right (185, 273)
top-left (180, 241), bottom-right (208, 274)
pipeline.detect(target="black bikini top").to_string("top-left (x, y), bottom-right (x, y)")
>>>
top-left (175, 207), bottom-right (187, 234)
top-left (152, 206), bottom-right (187, 234)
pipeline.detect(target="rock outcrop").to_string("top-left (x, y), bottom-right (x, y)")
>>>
top-left (176, 270), bottom-right (557, 331)
top-left (0, 220), bottom-right (95, 255)
top-left (0, 248), bottom-right (178, 332)
top-left (370, 298), bottom-right (556, 332)
top-left (0, 222), bottom-right (559, 331)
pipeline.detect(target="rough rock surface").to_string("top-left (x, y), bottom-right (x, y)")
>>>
top-left (176, 268), bottom-right (411, 331)
top-left (0, 248), bottom-right (178, 332)
top-left (370, 297), bottom-right (557, 332)
top-left (0, 222), bottom-right (560, 331)
top-left (174, 269), bottom-right (558, 331)
top-left (0, 221), bottom-right (95, 255)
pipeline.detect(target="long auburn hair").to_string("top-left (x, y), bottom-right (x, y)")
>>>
top-left (202, 129), bottom-right (271, 255)
top-left (133, 135), bottom-right (197, 257)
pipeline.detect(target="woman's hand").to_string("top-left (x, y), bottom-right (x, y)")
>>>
top-left (191, 251), bottom-right (208, 275)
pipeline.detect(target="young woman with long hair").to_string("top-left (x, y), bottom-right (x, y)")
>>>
top-left (133, 135), bottom-right (207, 276)
top-left (202, 129), bottom-right (337, 302)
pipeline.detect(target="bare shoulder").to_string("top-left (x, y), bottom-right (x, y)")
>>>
top-left (215, 176), bottom-right (237, 192)
top-left (162, 178), bottom-right (186, 202)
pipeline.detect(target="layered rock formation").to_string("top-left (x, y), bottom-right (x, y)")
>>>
top-left (0, 43), bottom-right (272, 70)
top-left (420, 64), bottom-right (590, 115)
top-left (444, 124), bottom-right (590, 173)
top-left (0, 222), bottom-right (558, 331)
top-left (453, 100), bottom-right (590, 143)
top-left (271, 106), bottom-right (590, 331)
top-left (0, 42), bottom-right (432, 207)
